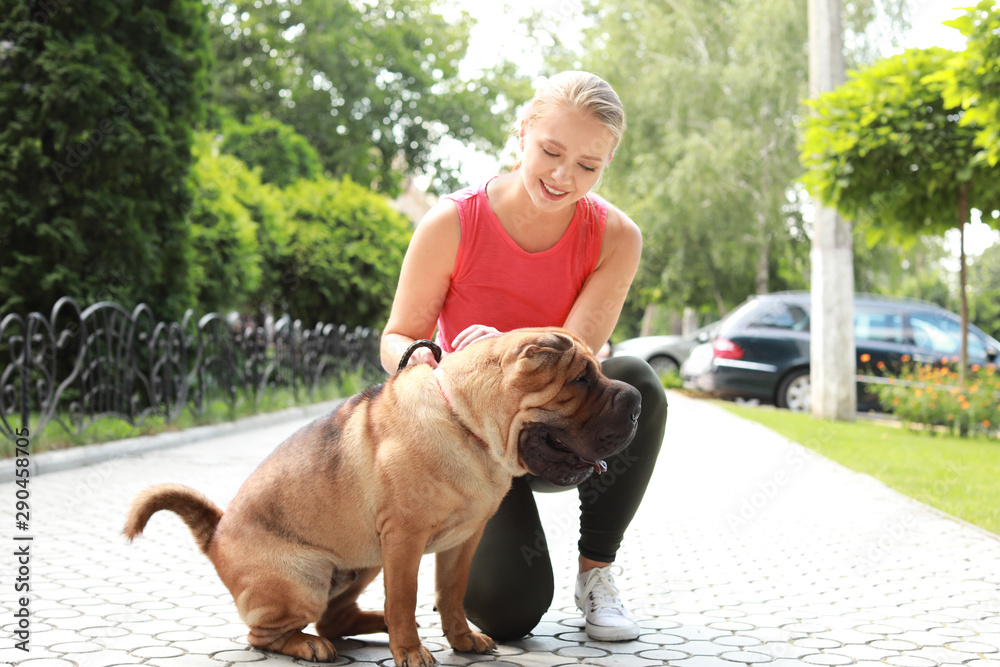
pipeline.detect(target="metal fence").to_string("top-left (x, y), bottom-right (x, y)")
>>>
top-left (0, 297), bottom-right (384, 442)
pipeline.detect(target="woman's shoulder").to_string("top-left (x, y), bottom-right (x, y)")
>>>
top-left (590, 195), bottom-right (641, 242)
top-left (592, 197), bottom-right (642, 264)
top-left (412, 196), bottom-right (462, 246)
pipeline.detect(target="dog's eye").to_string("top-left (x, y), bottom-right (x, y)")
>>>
top-left (574, 372), bottom-right (589, 385)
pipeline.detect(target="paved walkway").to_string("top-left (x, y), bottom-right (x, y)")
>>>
top-left (2, 391), bottom-right (1000, 666)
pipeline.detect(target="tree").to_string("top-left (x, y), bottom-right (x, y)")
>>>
top-left (800, 46), bottom-right (1000, 378)
top-left (204, 0), bottom-right (531, 194)
top-left (0, 0), bottom-right (210, 320)
top-left (941, 0), bottom-right (1000, 167)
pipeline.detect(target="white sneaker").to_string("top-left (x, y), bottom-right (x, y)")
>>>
top-left (574, 565), bottom-right (640, 641)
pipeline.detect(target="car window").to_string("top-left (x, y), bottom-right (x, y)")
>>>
top-left (908, 311), bottom-right (987, 358)
top-left (747, 302), bottom-right (809, 331)
top-left (855, 309), bottom-right (904, 344)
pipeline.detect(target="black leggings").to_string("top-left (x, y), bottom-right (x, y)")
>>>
top-left (462, 355), bottom-right (668, 640)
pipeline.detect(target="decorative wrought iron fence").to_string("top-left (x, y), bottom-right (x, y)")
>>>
top-left (0, 297), bottom-right (384, 442)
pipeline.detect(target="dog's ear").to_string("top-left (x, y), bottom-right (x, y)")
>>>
top-left (517, 332), bottom-right (575, 366)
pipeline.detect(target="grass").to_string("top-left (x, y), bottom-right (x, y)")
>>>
top-left (718, 401), bottom-right (1000, 536)
top-left (2, 370), bottom-right (375, 458)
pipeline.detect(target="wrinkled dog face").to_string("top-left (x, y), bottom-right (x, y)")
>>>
top-left (512, 331), bottom-right (641, 487)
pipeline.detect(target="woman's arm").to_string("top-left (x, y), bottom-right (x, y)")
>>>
top-left (380, 200), bottom-right (461, 372)
top-left (562, 205), bottom-right (643, 353)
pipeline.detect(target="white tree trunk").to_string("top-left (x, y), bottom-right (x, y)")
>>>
top-left (809, 0), bottom-right (856, 421)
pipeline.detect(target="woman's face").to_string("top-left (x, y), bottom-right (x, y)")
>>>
top-left (519, 106), bottom-right (615, 213)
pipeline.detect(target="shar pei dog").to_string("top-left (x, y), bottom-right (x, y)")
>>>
top-left (124, 327), bottom-right (641, 665)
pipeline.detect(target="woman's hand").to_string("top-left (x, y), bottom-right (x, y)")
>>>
top-left (403, 344), bottom-right (443, 369)
top-left (451, 324), bottom-right (502, 352)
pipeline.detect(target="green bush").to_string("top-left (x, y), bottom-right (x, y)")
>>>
top-left (869, 355), bottom-right (1000, 438)
top-left (219, 114), bottom-right (324, 187)
top-left (269, 177), bottom-right (412, 327)
top-left (186, 133), bottom-right (272, 312)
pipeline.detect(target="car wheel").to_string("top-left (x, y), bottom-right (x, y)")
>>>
top-left (776, 368), bottom-right (811, 412)
top-left (647, 354), bottom-right (679, 376)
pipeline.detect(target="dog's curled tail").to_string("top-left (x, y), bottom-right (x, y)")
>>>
top-left (124, 483), bottom-right (223, 555)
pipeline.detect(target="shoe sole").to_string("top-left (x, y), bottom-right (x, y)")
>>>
top-left (584, 623), bottom-right (640, 641)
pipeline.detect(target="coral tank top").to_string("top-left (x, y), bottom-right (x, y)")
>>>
top-left (435, 178), bottom-right (608, 353)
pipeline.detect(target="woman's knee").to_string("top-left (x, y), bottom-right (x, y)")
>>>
top-left (464, 574), bottom-right (552, 641)
top-left (602, 355), bottom-right (668, 420)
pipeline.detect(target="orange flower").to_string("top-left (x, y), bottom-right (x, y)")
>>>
top-left (947, 414), bottom-right (955, 421)
top-left (901, 354), bottom-right (911, 362)
top-left (958, 394), bottom-right (966, 402)
top-left (860, 353), bottom-right (871, 363)
top-left (915, 388), bottom-right (923, 397)
top-left (877, 361), bottom-right (886, 370)
top-left (960, 401), bottom-right (971, 410)
top-left (952, 355), bottom-right (960, 364)
top-left (972, 364), bottom-right (981, 372)
top-left (983, 419), bottom-right (992, 429)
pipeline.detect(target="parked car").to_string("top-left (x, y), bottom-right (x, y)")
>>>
top-left (612, 322), bottom-right (719, 376)
top-left (685, 291), bottom-right (1000, 412)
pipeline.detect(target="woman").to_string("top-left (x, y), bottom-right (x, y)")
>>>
top-left (380, 70), bottom-right (667, 642)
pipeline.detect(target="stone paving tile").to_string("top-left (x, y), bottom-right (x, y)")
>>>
top-left (4, 392), bottom-right (1000, 666)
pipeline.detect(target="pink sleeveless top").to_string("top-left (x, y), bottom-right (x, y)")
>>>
top-left (435, 178), bottom-right (608, 353)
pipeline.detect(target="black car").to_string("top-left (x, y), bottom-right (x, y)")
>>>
top-left (692, 292), bottom-right (1000, 411)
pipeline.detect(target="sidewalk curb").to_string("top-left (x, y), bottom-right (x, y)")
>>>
top-left (1, 399), bottom-right (347, 484)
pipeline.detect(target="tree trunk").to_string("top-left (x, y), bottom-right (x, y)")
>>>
top-left (756, 211), bottom-right (770, 294)
top-left (958, 183), bottom-right (970, 387)
top-left (809, 0), bottom-right (856, 421)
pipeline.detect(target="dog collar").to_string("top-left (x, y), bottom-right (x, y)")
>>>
top-left (432, 373), bottom-right (489, 451)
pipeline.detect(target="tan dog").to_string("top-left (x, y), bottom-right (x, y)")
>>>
top-left (124, 327), bottom-right (641, 665)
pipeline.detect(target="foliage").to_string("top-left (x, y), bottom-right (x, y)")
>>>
top-left (800, 46), bottom-right (1000, 244)
top-left (872, 359), bottom-right (1000, 438)
top-left (186, 132), bottom-right (273, 313)
top-left (272, 177), bottom-right (412, 327)
top-left (219, 113), bottom-right (324, 187)
top-left (185, 123), bottom-right (411, 327)
top-left (204, 0), bottom-right (531, 194)
top-left (0, 0), bottom-right (210, 320)
top-left (940, 1), bottom-right (1000, 167)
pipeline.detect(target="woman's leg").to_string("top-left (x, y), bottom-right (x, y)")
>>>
top-left (463, 476), bottom-right (554, 641)
top-left (578, 355), bottom-right (667, 562)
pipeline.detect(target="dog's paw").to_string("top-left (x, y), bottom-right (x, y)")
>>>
top-left (279, 631), bottom-right (338, 662)
top-left (391, 643), bottom-right (436, 666)
top-left (447, 630), bottom-right (496, 654)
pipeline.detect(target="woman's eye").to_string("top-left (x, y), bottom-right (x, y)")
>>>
top-left (542, 148), bottom-right (558, 157)
top-left (580, 164), bottom-right (597, 173)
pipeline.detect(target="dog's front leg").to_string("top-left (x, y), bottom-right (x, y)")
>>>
top-left (435, 524), bottom-right (496, 654)
top-left (380, 523), bottom-right (436, 667)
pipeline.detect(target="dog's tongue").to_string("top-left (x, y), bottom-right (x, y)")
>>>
top-left (583, 459), bottom-right (608, 474)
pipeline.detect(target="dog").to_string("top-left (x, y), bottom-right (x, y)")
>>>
top-left (124, 327), bottom-right (641, 665)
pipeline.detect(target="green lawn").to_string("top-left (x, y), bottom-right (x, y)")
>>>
top-left (719, 401), bottom-right (1000, 536)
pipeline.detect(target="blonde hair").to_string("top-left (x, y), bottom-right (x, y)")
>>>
top-left (511, 71), bottom-right (626, 171)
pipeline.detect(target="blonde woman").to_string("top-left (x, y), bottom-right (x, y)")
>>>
top-left (381, 71), bottom-right (667, 642)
